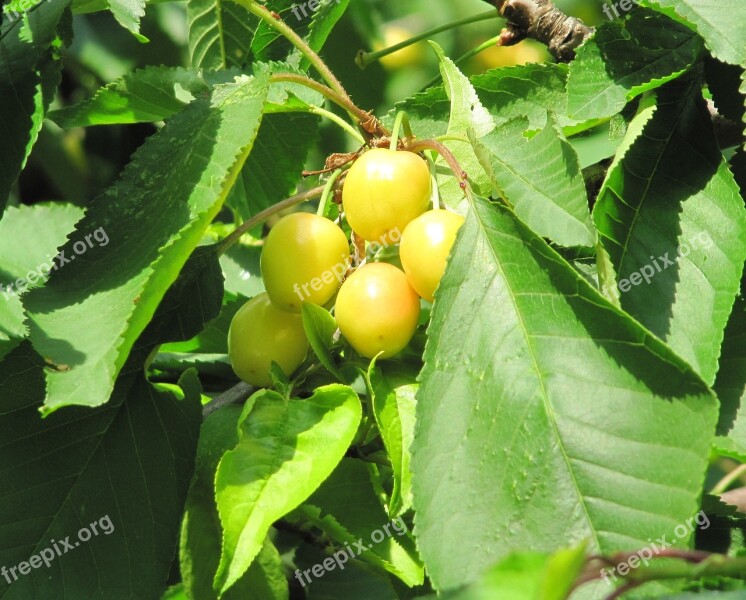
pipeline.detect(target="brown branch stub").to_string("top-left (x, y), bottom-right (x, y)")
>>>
top-left (303, 150), bottom-right (362, 177)
top-left (491, 0), bottom-right (592, 62)
top-left (359, 111), bottom-right (386, 137)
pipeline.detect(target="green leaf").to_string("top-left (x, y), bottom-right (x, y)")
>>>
top-left (151, 352), bottom-right (234, 381)
top-left (105, 0), bottom-right (147, 41)
top-left (226, 112), bottom-right (319, 222)
top-left (473, 63), bottom-right (579, 131)
top-left (367, 361), bottom-right (417, 516)
top-left (392, 63), bottom-right (578, 145)
top-left (0, 203), bottom-right (84, 360)
top-left (412, 196), bottom-right (718, 591)
top-left (569, 120), bottom-right (625, 170)
top-left (70, 0), bottom-right (173, 14)
top-left (132, 244), bottom-right (231, 385)
top-left (163, 584), bottom-right (189, 600)
top-left (0, 203), bottom-right (84, 284)
top-left (566, 10), bottom-right (703, 121)
top-left (256, 0), bottom-right (351, 72)
top-left (214, 384), bottom-right (362, 595)
top-left (640, 0), bottom-right (746, 66)
top-left (0, 343), bottom-right (202, 598)
top-left (389, 86), bottom-right (449, 141)
top-left (199, 405), bottom-right (243, 481)
top-left (593, 78), bottom-right (746, 385)
top-left (24, 74), bottom-right (271, 413)
top-left (250, 1), bottom-right (314, 64)
top-left (296, 0), bottom-right (351, 70)
top-left (1, 185), bottom-right (222, 599)
top-left (0, 0), bottom-right (70, 214)
top-left (292, 458), bottom-right (424, 586)
top-left (187, 0), bottom-right (254, 69)
top-left (436, 544), bottom-right (587, 600)
top-left (714, 293), bottom-right (746, 457)
top-left (0, 300), bottom-right (26, 365)
top-left (223, 64), bottom-right (321, 227)
top-left (48, 66), bottom-right (229, 127)
top-left (140, 244), bottom-right (227, 352)
top-left (429, 41), bottom-right (494, 213)
top-left (253, 60), bottom-right (326, 112)
top-left (302, 302), bottom-right (344, 380)
top-left (470, 115), bottom-right (596, 247)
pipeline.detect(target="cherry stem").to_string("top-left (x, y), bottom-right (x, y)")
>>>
top-left (356, 8), bottom-right (500, 69)
top-left (308, 105), bottom-right (366, 144)
top-left (427, 155), bottom-right (441, 210)
top-left (389, 111), bottom-right (412, 151)
top-left (269, 73), bottom-right (387, 138)
top-left (316, 169), bottom-right (344, 217)
top-left (233, 0), bottom-right (350, 102)
top-left (217, 185), bottom-right (325, 256)
top-left (712, 463), bottom-right (746, 495)
top-left (405, 138), bottom-right (472, 200)
top-left (575, 551), bottom-right (746, 599)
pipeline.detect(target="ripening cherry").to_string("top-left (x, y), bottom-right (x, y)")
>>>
top-left (400, 209), bottom-right (464, 302)
top-left (260, 212), bottom-right (351, 312)
top-left (228, 293), bottom-right (308, 387)
top-left (335, 262), bottom-right (420, 359)
top-left (342, 148), bottom-right (431, 244)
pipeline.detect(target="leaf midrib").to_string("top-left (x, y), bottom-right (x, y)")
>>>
top-left (472, 202), bottom-right (602, 552)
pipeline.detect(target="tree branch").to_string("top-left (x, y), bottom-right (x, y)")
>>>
top-left (202, 382), bottom-right (253, 419)
top-left (488, 0), bottom-right (592, 62)
top-left (485, 2), bottom-right (744, 148)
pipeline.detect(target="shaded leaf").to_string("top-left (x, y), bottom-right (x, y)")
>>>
top-left (292, 458), bottom-right (424, 586)
top-left (181, 406), bottom-right (289, 600)
top-left (48, 66), bottom-right (230, 127)
top-left (187, 0), bottom-right (254, 69)
top-left (0, 343), bottom-right (202, 599)
top-left (567, 10), bottom-right (702, 121)
top-left (24, 74), bottom-right (271, 413)
top-left (294, 543), bottom-right (398, 599)
top-left (393, 63), bottom-right (592, 157)
top-left (640, 0), bottom-right (746, 65)
top-left (226, 112), bottom-right (319, 222)
top-left (302, 302), bottom-right (344, 380)
top-left (161, 291), bottom-right (246, 355)
top-left (0, 0), bottom-right (70, 214)
top-left (473, 63), bottom-right (580, 131)
top-left (714, 293), bottom-right (746, 457)
top-left (297, 0), bottom-right (351, 70)
top-left (214, 385), bottom-right (361, 595)
top-left (704, 58), bottom-right (745, 126)
top-left (0, 203), bottom-right (83, 361)
top-left (593, 77), bottom-right (746, 385)
top-left (249, 1), bottom-right (305, 63)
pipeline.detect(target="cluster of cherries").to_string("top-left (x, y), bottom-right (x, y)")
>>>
top-left (228, 148), bottom-right (464, 387)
